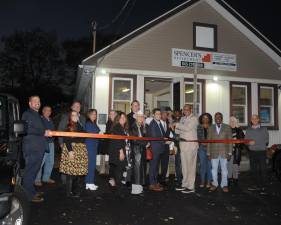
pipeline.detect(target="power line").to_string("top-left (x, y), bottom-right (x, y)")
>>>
top-left (91, 0), bottom-right (131, 32)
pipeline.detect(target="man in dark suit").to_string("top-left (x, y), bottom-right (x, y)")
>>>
top-left (127, 100), bottom-right (140, 129)
top-left (22, 96), bottom-right (49, 203)
top-left (159, 110), bottom-right (172, 185)
top-left (147, 108), bottom-right (167, 191)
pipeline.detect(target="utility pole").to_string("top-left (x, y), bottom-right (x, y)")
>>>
top-left (193, 62), bottom-right (198, 116)
top-left (92, 21), bottom-right (97, 54)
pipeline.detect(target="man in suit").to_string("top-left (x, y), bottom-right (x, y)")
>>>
top-left (175, 104), bottom-right (198, 194)
top-left (207, 112), bottom-right (232, 193)
top-left (127, 100), bottom-right (140, 129)
top-left (148, 108), bottom-right (167, 191)
top-left (159, 110), bottom-right (172, 185)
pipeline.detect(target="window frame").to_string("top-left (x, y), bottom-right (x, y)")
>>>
top-left (258, 83), bottom-right (278, 130)
top-left (109, 74), bottom-right (137, 114)
top-left (193, 22), bottom-right (218, 52)
top-left (184, 78), bottom-right (205, 116)
top-left (230, 81), bottom-right (251, 128)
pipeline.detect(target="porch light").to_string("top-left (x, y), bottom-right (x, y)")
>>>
top-left (213, 76), bottom-right (218, 81)
top-left (101, 68), bottom-right (107, 74)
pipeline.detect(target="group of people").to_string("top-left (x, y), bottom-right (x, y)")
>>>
top-left (21, 96), bottom-right (269, 203)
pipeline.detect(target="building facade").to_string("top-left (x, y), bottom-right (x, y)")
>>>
top-left (76, 0), bottom-right (281, 147)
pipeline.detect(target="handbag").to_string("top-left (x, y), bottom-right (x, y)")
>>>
top-left (146, 147), bottom-right (153, 160)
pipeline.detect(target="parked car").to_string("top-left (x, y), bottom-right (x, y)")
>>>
top-left (0, 94), bottom-right (29, 225)
top-left (267, 144), bottom-right (281, 182)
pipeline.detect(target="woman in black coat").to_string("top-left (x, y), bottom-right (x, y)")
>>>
top-left (108, 112), bottom-right (130, 197)
top-left (129, 111), bottom-right (147, 195)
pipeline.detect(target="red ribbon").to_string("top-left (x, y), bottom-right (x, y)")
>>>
top-left (49, 131), bottom-right (252, 144)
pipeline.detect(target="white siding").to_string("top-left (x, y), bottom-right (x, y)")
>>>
top-left (94, 72), bottom-right (110, 132)
top-left (205, 80), bottom-right (230, 123)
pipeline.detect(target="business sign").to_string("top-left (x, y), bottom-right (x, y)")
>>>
top-left (172, 48), bottom-right (237, 71)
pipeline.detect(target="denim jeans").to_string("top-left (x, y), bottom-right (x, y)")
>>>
top-left (198, 144), bottom-right (212, 183)
top-left (211, 155), bottom-right (228, 188)
top-left (35, 142), bottom-right (55, 182)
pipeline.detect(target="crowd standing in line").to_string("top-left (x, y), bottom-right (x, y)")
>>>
top-left (21, 96), bottom-right (270, 202)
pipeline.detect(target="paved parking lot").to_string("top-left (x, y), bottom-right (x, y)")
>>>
top-left (29, 171), bottom-right (281, 225)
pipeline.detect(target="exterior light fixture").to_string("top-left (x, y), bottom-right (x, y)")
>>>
top-left (101, 68), bottom-right (107, 74)
top-left (213, 76), bottom-right (218, 81)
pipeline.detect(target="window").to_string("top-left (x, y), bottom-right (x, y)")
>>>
top-left (258, 84), bottom-right (278, 129)
top-left (184, 79), bottom-right (205, 116)
top-left (230, 82), bottom-right (251, 126)
top-left (109, 74), bottom-right (136, 114)
top-left (193, 22), bottom-right (217, 51)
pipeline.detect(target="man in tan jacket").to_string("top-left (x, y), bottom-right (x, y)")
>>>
top-left (207, 112), bottom-right (232, 193)
top-left (175, 104), bottom-right (198, 193)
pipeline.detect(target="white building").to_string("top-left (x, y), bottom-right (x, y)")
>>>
top-left (76, 0), bottom-right (281, 146)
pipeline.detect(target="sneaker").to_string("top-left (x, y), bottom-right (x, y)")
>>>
top-left (86, 184), bottom-right (98, 191)
top-left (175, 186), bottom-right (185, 191)
top-left (181, 188), bottom-right (195, 194)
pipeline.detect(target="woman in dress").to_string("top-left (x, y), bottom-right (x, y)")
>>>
top-left (197, 113), bottom-right (213, 188)
top-left (129, 110), bottom-right (147, 195)
top-left (108, 112), bottom-right (130, 197)
top-left (59, 110), bottom-right (88, 197)
top-left (85, 109), bottom-right (100, 191)
top-left (228, 116), bottom-right (245, 185)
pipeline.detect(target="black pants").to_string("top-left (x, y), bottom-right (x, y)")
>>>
top-left (23, 149), bottom-right (45, 200)
top-left (66, 175), bottom-right (83, 196)
top-left (110, 163), bottom-right (126, 196)
top-left (249, 151), bottom-right (267, 188)
top-left (159, 145), bottom-right (170, 183)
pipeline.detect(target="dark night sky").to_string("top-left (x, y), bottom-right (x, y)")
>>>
top-left (0, 0), bottom-right (280, 49)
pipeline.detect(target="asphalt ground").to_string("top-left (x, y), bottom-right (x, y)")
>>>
top-left (28, 169), bottom-right (281, 225)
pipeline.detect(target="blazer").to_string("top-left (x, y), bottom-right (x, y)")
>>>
top-left (175, 114), bottom-right (198, 141)
top-left (147, 119), bottom-right (165, 152)
top-left (207, 123), bottom-right (233, 159)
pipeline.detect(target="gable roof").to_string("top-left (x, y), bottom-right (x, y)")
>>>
top-left (82, 0), bottom-right (281, 67)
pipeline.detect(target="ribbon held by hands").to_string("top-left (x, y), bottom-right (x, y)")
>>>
top-left (49, 131), bottom-right (252, 144)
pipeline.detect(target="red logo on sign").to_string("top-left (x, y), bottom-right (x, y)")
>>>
top-left (202, 53), bottom-right (211, 62)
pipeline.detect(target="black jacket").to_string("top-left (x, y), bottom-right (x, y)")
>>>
top-left (232, 127), bottom-right (245, 165)
top-left (108, 123), bottom-right (127, 166)
top-left (22, 108), bottom-right (46, 152)
top-left (127, 112), bottom-right (135, 129)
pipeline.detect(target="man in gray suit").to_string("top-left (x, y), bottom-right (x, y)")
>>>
top-left (207, 112), bottom-right (232, 193)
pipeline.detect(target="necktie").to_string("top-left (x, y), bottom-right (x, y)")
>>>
top-left (159, 122), bottom-right (165, 137)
